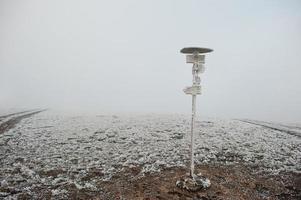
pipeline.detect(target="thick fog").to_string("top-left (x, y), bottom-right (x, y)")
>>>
top-left (1, 0), bottom-right (301, 123)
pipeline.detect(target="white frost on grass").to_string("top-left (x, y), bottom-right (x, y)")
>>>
top-left (1, 179), bottom-right (8, 187)
top-left (51, 188), bottom-right (68, 196)
top-left (0, 110), bottom-right (300, 198)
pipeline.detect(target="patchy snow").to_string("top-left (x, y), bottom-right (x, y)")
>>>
top-left (0, 110), bottom-right (300, 199)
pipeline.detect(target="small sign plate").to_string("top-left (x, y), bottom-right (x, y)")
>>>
top-left (183, 85), bottom-right (201, 95)
top-left (186, 55), bottom-right (205, 63)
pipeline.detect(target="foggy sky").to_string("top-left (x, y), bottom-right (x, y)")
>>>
top-left (1, 0), bottom-right (301, 123)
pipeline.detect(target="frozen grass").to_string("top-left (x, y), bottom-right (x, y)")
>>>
top-left (0, 111), bottom-right (300, 198)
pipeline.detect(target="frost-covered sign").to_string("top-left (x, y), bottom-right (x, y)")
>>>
top-left (176, 47), bottom-right (213, 191)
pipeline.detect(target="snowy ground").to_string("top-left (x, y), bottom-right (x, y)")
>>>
top-left (239, 119), bottom-right (301, 137)
top-left (0, 110), bottom-right (300, 199)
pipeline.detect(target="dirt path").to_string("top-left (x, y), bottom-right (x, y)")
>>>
top-left (238, 119), bottom-right (301, 138)
top-left (0, 109), bottom-right (38, 120)
top-left (0, 110), bottom-right (46, 135)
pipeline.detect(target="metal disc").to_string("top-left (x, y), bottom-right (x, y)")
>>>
top-left (180, 47), bottom-right (213, 54)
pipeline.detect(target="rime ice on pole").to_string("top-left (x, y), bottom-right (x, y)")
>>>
top-left (177, 47), bottom-right (213, 191)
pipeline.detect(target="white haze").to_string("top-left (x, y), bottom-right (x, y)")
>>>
top-left (0, 0), bottom-right (301, 123)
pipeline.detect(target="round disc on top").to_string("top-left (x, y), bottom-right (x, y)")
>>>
top-left (180, 47), bottom-right (213, 54)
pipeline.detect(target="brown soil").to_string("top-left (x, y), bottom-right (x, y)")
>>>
top-left (37, 164), bottom-right (299, 200)
top-left (95, 164), bottom-right (300, 200)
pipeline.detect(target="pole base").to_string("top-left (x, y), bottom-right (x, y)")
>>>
top-left (176, 174), bottom-right (211, 192)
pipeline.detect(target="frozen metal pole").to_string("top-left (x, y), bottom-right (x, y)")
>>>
top-left (190, 60), bottom-right (199, 178)
top-left (190, 94), bottom-right (196, 177)
top-left (177, 47), bottom-right (213, 191)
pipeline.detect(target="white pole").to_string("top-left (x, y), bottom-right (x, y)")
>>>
top-left (190, 94), bottom-right (196, 177)
top-left (177, 47), bottom-right (212, 190)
